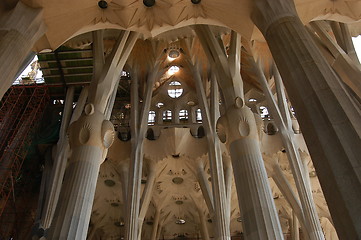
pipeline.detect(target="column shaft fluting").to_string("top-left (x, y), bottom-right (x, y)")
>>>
top-left (253, 1), bottom-right (361, 237)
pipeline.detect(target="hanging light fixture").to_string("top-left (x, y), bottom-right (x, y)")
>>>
top-left (191, 0), bottom-right (201, 4)
top-left (98, 0), bottom-right (108, 9)
top-left (143, 0), bottom-right (155, 7)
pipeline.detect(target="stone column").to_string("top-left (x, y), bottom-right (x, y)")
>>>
top-left (223, 158), bottom-right (233, 224)
top-left (264, 158), bottom-right (308, 237)
top-left (198, 208), bottom-right (211, 240)
top-left (150, 209), bottom-right (160, 240)
top-left (0, 2), bottom-right (46, 99)
top-left (47, 104), bottom-right (115, 239)
top-left (194, 25), bottom-right (283, 239)
top-left (173, 106), bottom-right (180, 124)
top-left (196, 160), bottom-right (214, 216)
top-left (40, 87), bottom-right (74, 227)
top-left (292, 211), bottom-right (300, 240)
top-left (252, 1), bottom-right (361, 238)
top-left (252, 58), bottom-right (323, 240)
top-left (138, 161), bottom-right (157, 240)
top-left (216, 98), bottom-right (283, 240)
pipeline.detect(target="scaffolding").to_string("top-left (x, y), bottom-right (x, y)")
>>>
top-left (0, 85), bottom-right (49, 239)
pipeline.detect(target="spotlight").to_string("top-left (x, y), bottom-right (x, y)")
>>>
top-left (98, 0), bottom-right (108, 9)
top-left (143, 0), bottom-right (155, 7)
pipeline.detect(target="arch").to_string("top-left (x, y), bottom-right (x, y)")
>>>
top-left (146, 128), bottom-right (156, 140)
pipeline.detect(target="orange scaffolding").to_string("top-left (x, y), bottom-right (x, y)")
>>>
top-left (0, 85), bottom-right (49, 237)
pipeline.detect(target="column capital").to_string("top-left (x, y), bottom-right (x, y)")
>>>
top-left (68, 103), bottom-right (115, 161)
top-left (251, 0), bottom-right (298, 35)
top-left (216, 98), bottom-right (260, 148)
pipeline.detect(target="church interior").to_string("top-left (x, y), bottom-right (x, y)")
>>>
top-left (0, 0), bottom-right (360, 239)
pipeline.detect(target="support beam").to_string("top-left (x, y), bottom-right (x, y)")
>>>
top-left (251, 57), bottom-right (323, 240)
top-left (292, 211), bottom-right (300, 240)
top-left (198, 208), bottom-right (211, 240)
top-left (196, 160), bottom-right (215, 216)
top-left (138, 160), bottom-right (157, 240)
top-left (223, 158), bottom-right (233, 225)
top-left (264, 158), bottom-right (308, 238)
top-left (150, 208), bottom-right (160, 240)
top-left (252, 1), bottom-right (361, 238)
top-left (309, 21), bottom-right (361, 98)
top-left (40, 86), bottom-right (75, 229)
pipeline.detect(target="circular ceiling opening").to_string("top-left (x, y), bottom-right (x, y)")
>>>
top-left (104, 179), bottom-right (115, 187)
top-left (168, 81), bottom-right (183, 98)
top-left (175, 200), bottom-right (184, 205)
top-left (168, 49), bottom-right (180, 59)
top-left (111, 202), bottom-right (120, 207)
top-left (172, 177), bottom-right (184, 184)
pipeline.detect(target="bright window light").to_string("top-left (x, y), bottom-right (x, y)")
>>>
top-left (168, 66), bottom-right (180, 75)
top-left (168, 81), bottom-right (183, 98)
top-left (148, 111), bottom-right (156, 125)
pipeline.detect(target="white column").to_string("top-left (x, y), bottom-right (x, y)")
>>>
top-left (0, 2), bottom-right (46, 99)
top-left (195, 25), bottom-right (283, 239)
top-left (196, 160), bottom-right (215, 216)
top-left (193, 65), bottom-right (230, 240)
top-left (47, 106), bottom-right (115, 239)
top-left (292, 211), bottom-right (300, 240)
top-left (125, 59), bottom-right (160, 240)
top-left (150, 208), bottom-right (160, 240)
top-left (138, 161), bottom-right (157, 240)
top-left (198, 208), bottom-right (211, 240)
top-left (220, 105), bottom-right (283, 239)
top-left (40, 86), bottom-right (76, 229)
top-left (47, 30), bottom-right (138, 240)
top-left (251, 58), bottom-right (323, 240)
top-left (223, 158), bottom-right (233, 224)
top-left (265, 159), bottom-right (308, 237)
top-left (252, 0), bottom-right (361, 238)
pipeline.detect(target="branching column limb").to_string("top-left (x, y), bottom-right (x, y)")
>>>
top-left (250, 56), bottom-right (323, 240)
top-left (40, 86), bottom-right (75, 229)
top-left (138, 160), bottom-right (157, 240)
top-left (192, 64), bottom-right (230, 240)
top-left (150, 208), bottom-right (160, 240)
top-left (196, 159), bottom-right (215, 216)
